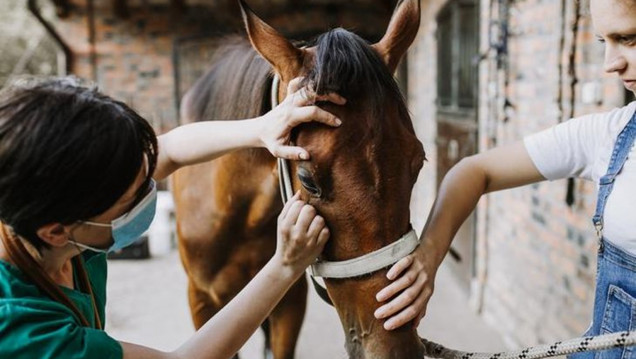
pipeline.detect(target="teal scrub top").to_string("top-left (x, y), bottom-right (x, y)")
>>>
top-left (0, 251), bottom-right (123, 359)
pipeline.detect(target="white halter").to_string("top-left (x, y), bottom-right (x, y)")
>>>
top-left (272, 75), bottom-right (420, 279)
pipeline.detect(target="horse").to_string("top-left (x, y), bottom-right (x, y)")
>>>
top-left (172, 0), bottom-right (425, 358)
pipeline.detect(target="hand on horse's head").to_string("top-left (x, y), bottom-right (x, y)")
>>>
top-left (258, 77), bottom-right (346, 161)
top-left (274, 191), bottom-right (329, 277)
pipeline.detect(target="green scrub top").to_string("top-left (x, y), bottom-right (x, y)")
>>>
top-left (0, 251), bottom-right (123, 359)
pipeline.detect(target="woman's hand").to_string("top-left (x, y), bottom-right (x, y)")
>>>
top-left (374, 244), bottom-right (438, 330)
top-left (259, 77), bottom-right (346, 160)
top-left (274, 192), bottom-right (330, 275)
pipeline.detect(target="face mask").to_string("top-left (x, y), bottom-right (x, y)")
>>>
top-left (71, 179), bottom-right (157, 253)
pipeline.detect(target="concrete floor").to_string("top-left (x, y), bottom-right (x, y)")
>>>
top-left (105, 250), bottom-right (507, 357)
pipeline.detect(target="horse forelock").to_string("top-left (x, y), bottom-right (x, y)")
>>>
top-left (303, 28), bottom-right (409, 124)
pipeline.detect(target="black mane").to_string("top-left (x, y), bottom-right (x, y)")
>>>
top-left (305, 28), bottom-right (408, 118)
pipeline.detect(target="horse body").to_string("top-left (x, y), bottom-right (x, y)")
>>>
top-left (173, 1), bottom-right (424, 358)
top-left (173, 38), bottom-right (307, 359)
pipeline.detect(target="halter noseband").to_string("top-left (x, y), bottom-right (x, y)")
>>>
top-left (271, 75), bottom-right (420, 280)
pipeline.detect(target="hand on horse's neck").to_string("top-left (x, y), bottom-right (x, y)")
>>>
top-left (0, 238), bottom-right (76, 289)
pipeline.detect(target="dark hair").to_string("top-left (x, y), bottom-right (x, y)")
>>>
top-left (0, 77), bottom-right (158, 250)
top-left (304, 28), bottom-right (409, 119)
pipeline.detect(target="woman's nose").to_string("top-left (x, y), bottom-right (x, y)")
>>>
top-left (604, 45), bottom-right (628, 74)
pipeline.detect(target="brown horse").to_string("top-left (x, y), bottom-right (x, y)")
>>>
top-left (172, 1), bottom-right (425, 358)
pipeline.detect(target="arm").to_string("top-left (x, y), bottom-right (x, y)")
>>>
top-left (120, 192), bottom-right (329, 359)
top-left (153, 79), bottom-right (345, 180)
top-left (374, 141), bottom-right (545, 330)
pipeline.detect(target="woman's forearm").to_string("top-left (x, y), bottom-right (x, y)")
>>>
top-left (420, 156), bottom-right (488, 267)
top-left (173, 258), bottom-right (300, 359)
top-left (422, 142), bottom-right (545, 267)
top-left (154, 119), bottom-right (263, 180)
top-left (120, 259), bottom-right (301, 359)
top-left (121, 195), bottom-right (327, 359)
top-left (152, 82), bottom-right (344, 181)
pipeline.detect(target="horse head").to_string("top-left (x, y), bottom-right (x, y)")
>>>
top-left (240, 1), bottom-right (425, 357)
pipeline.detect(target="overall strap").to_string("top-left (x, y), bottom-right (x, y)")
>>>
top-left (593, 110), bottom-right (636, 238)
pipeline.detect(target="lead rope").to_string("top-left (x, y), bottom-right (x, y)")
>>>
top-left (421, 330), bottom-right (636, 359)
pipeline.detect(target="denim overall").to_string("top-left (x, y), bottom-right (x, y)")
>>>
top-left (571, 111), bottom-right (636, 359)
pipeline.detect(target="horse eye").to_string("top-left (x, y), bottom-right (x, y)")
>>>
top-left (297, 168), bottom-right (322, 198)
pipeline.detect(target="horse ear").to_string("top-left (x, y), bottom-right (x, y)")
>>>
top-left (371, 0), bottom-right (421, 73)
top-left (239, 0), bottom-right (304, 82)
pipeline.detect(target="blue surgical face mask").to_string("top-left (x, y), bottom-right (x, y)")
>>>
top-left (71, 179), bottom-right (157, 253)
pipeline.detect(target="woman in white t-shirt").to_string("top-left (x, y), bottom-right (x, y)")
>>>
top-left (374, 0), bottom-right (636, 356)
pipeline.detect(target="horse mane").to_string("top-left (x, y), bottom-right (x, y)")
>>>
top-left (183, 35), bottom-right (271, 123)
top-left (183, 29), bottom-right (410, 127)
top-left (305, 28), bottom-right (409, 120)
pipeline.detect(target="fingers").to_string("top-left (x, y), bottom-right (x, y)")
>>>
top-left (287, 76), bottom-right (346, 107)
top-left (374, 280), bottom-right (420, 320)
top-left (376, 267), bottom-right (417, 302)
top-left (374, 254), bottom-right (433, 330)
top-left (296, 87), bottom-right (317, 105)
top-left (375, 274), bottom-right (431, 330)
top-left (280, 197), bottom-right (305, 229)
top-left (306, 214), bottom-right (326, 239)
top-left (295, 204), bottom-right (317, 231)
top-left (274, 145), bottom-right (310, 161)
top-left (291, 106), bottom-right (341, 128)
top-left (386, 255), bottom-right (413, 280)
top-left (276, 193), bottom-right (329, 271)
top-left (279, 191), bottom-right (301, 219)
top-left (287, 77), bottom-right (305, 95)
top-left (382, 293), bottom-right (430, 330)
top-left (294, 88), bottom-right (346, 107)
top-left (316, 227), bottom-right (330, 248)
top-left (288, 79), bottom-right (316, 106)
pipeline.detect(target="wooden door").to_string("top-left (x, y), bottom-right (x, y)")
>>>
top-left (436, 0), bottom-right (480, 292)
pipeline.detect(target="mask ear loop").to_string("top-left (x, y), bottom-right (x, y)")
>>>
top-left (0, 223), bottom-right (102, 329)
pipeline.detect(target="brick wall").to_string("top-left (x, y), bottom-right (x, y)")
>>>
top-left (52, 0), bottom-right (224, 132)
top-left (50, 0), bottom-right (395, 133)
top-left (409, 0), bottom-right (626, 348)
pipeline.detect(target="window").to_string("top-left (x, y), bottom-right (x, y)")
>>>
top-left (437, 0), bottom-right (479, 110)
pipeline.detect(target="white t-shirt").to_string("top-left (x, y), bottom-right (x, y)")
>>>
top-left (524, 101), bottom-right (636, 255)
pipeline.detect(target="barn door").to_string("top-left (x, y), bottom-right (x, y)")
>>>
top-left (436, 0), bottom-right (479, 292)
